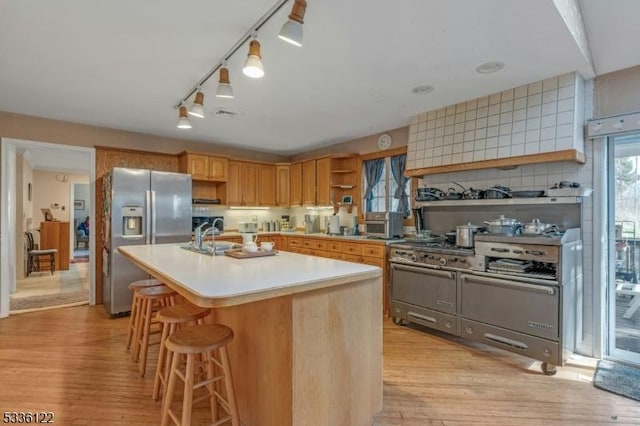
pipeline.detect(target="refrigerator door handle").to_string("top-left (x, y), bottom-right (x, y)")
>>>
top-left (151, 190), bottom-right (157, 244)
top-left (145, 190), bottom-right (151, 244)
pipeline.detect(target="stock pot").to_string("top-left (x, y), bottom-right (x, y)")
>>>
top-left (456, 223), bottom-right (483, 247)
top-left (483, 215), bottom-right (522, 235)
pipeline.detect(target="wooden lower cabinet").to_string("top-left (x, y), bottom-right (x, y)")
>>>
top-left (282, 235), bottom-right (390, 316)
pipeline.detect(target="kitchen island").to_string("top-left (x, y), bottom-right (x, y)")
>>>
top-left (118, 243), bottom-right (383, 426)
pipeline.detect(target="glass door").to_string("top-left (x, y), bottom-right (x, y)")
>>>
top-left (608, 133), bottom-right (640, 365)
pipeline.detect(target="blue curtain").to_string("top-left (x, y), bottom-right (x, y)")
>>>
top-left (363, 158), bottom-right (385, 212)
top-left (390, 154), bottom-right (409, 217)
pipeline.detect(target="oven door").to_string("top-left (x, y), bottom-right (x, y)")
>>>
top-left (460, 273), bottom-right (559, 340)
top-left (391, 264), bottom-right (457, 315)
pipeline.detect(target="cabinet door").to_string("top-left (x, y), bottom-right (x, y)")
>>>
top-left (276, 164), bottom-right (290, 207)
top-left (290, 162), bottom-right (302, 206)
top-left (316, 157), bottom-right (331, 205)
top-left (186, 154), bottom-right (210, 180)
top-left (258, 164), bottom-right (276, 206)
top-left (302, 160), bottom-right (316, 205)
top-left (226, 161), bottom-right (242, 205)
top-left (208, 157), bottom-right (228, 182)
top-left (241, 162), bottom-right (259, 206)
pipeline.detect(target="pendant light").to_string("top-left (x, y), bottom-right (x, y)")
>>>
top-left (243, 38), bottom-right (265, 78)
top-left (216, 66), bottom-right (234, 98)
top-left (176, 106), bottom-right (192, 129)
top-left (278, 0), bottom-right (306, 47)
top-left (188, 90), bottom-right (205, 118)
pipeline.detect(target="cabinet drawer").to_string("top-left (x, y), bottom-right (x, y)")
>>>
top-left (362, 244), bottom-right (385, 258)
top-left (341, 242), bottom-right (362, 256)
top-left (326, 241), bottom-right (343, 252)
top-left (303, 239), bottom-right (327, 250)
top-left (361, 256), bottom-right (384, 268)
top-left (340, 253), bottom-right (361, 263)
top-left (287, 238), bottom-right (304, 248)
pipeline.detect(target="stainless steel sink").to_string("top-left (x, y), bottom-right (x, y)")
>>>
top-left (180, 241), bottom-right (241, 256)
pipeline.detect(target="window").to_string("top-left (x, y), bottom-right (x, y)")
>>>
top-left (362, 154), bottom-right (411, 216)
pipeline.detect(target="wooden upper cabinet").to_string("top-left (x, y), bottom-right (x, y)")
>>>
top-left (290, 162), bottom-right (302, 206)
top-left (225, 161), bottom-right (275, 206)
top-left (302, 160), bottom-right (316, 206)
top-left (226, 160), bottom-right (242, 205)
top-left (276, 164), bottom-right (290, 207)
top-left (178, 152), bottom-right (228, 182)
top-left (316, 158), bottom-right (331, 206)
top-left (259, 164), bottom-right (276, 206)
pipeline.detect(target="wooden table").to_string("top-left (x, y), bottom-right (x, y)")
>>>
top-left (119, 243), bottom-right (383, 426)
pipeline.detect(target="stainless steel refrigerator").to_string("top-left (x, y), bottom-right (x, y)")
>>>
top-left (102, 167), bottom-right (192, 315)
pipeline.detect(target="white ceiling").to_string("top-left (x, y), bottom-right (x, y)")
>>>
top-left (1, 0), bottom-right (639, 158)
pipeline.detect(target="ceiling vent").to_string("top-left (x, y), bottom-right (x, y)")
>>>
top-left (212, 108), bottom-right (240, 119)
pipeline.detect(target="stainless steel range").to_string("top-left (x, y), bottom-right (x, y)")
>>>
top-left (389, 229), bottom-right (582, 375)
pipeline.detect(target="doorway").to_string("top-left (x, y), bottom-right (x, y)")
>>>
top-left (0, 138), bottom-right (96, 318)
top-left (608, 133), bottom-right (640, 365)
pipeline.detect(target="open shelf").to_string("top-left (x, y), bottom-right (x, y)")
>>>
top-left (414, 196), bottom-right (583, 207)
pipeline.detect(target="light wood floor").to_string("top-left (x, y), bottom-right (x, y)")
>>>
top-left (1, 306), bottom-right (639, 425)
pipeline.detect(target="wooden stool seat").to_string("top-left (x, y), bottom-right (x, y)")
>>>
top-left (153, 303), bottom-right (211, 401)
top-left (161, 324), bottom-right (239, 426)
top-left (126, 279), bottom-right (164, 350)
top-left (133, 285), bottom-right (177, 377)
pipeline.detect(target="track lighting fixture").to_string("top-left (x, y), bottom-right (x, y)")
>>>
top-left (243, 38), bottom-right (265, 78)
top-left (278, 0), bottom-right (306, 47)
top-left (188, 90), bottom-right (205, 118)
top-left (216, 67), bottom-right (234, 98)
top-left (174, 0), bottom-right (304, 127)
top-left (176, 106), bottom-right (192, 129)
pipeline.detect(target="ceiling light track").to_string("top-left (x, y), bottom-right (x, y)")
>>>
top-left (174, 0), bottom-right (292, 110)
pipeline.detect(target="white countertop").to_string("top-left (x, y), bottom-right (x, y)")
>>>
top-left (118, 243), bottom-right (382, 308)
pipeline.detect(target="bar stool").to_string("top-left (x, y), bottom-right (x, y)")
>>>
top-left (132, 285), bottom-right (178, 377)
top-left (126, 278), bottom-right (163, 350)
top-left (161, 324), bottom-right (239, 426)
top-left (153, 303), bottom-right (211, 401)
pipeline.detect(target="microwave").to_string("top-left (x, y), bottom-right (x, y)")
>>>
top-left (365, 212), bottom-right (404, 239)
top-left (191, 215), bottom-right (224, 234)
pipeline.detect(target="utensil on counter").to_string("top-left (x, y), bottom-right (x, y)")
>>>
top-left (511, 190), bottom-right (545, 198)
top-left (483, 215), bottom-right (522, 235)
top-left (484, 185), bottom-right (511, 199)
top-left (455, 223), bottom-right (484, 247)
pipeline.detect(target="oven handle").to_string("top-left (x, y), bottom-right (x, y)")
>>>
top-left (408, 311), bottom-right (437, 324)
top-left (461, 273), bottom-right (556, 295)
top-left (392, 264), bottom-right (455, 280)
top-left (484, 333), bottom-right (528, 351)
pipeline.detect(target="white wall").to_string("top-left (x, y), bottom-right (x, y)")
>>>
top-left (32, 171), bottom-right (89, 223)
top-left (73, 183), bottom-right (90, 224)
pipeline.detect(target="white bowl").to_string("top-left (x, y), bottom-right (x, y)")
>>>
top-left (260, 242), bottom-right (274, 252)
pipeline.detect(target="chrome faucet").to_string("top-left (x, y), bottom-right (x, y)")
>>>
top-left (194, 222), bottom-right (210, 251)
top-left (207, 218), bottom-right (224, 250)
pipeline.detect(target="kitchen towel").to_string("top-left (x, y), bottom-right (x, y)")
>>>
top-left (593, 359), bottom-right (640, 402)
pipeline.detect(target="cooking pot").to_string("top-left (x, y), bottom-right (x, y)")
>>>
top-left (462, 187), bottom-right (485, 200)
top-left (522, 218), bottom-right (559, 235)
top-left (456, 223), bottom-right (483, 247)
top-left (445, 187), bottom-right (462, 200)
top-left (416, 187), bottom-right (445, 201)
top-left (484, 185), bottom-right (511, 199)
top-left (444, 232), bottom-right (457, 244)
top-left (483, 215), bottom-right (522, 235)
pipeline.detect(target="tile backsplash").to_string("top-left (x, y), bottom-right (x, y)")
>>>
top-left (407, 72), bottom-right (585, 171)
